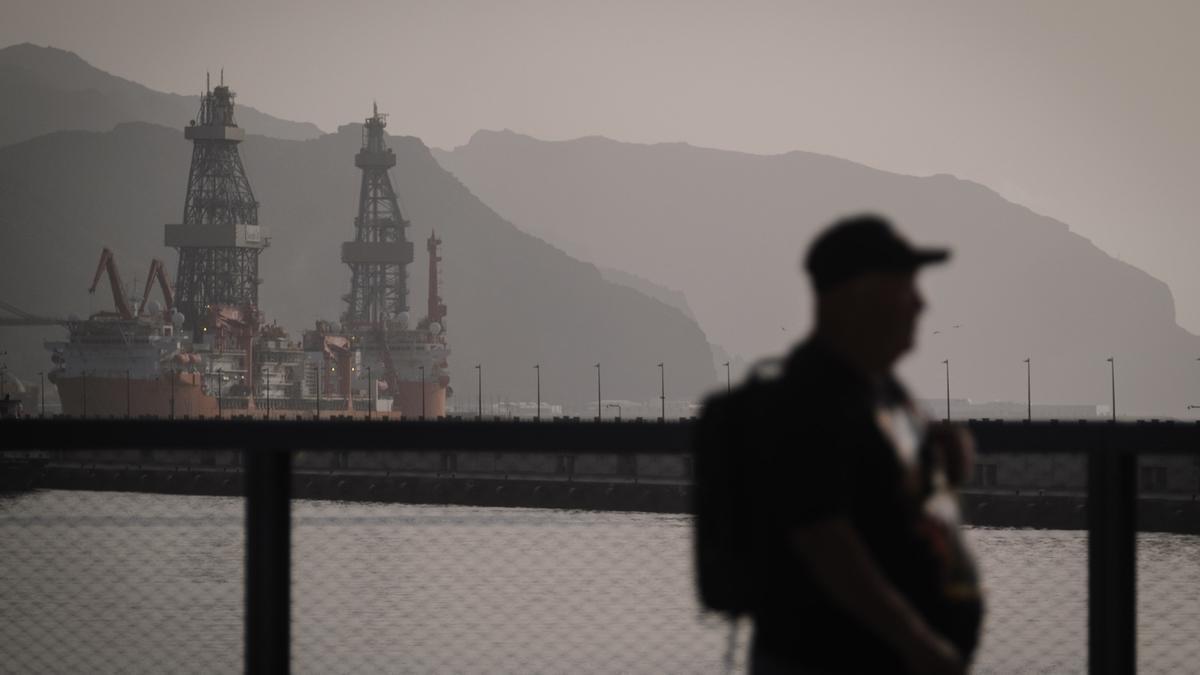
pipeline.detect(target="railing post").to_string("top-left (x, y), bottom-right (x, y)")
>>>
top-left (245, 449), bottom-right (291, 674)
top-left (1088, 437), bottom-right (1136, 675)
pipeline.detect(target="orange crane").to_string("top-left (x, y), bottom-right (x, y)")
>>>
top-left (137, 259), bottom-right (175, 315)
top-left (88, 247), bottom-right (134, 320)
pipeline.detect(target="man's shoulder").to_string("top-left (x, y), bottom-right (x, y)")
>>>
top-left (702, 339), bottom-right (871, 424)
top-left (780, 341), bottom-right (855, 400)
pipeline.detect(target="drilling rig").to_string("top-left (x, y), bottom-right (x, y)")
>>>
top-left (36, 79), bottom-right (448, 419)
top-left (42, 77), bottom-right (369, 419)
top-left (339, 105), bottom-right (450, 417)
top-left (165, 72), bottom-right (267, 339)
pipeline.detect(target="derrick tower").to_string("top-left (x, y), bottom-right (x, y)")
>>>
top-left (341, 104), bottom-right (414, 327)
top-left (165, 74), bottom-right (266, 337)
top-left (336, 104), bottom-right (449, 417)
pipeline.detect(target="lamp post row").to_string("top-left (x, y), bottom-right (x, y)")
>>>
top-left (940, 356), bottom-right (1130, 422)
top-left (474, 362), bottom-right (670, 421)
top-left (22, 355), bottom-right (1200, 420)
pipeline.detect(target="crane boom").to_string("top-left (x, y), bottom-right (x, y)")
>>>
top-left (138, 259), bottom-right (175, 315)
top-left (0, 318), bottom-right (69, 326)
top-left (0, 299), bottom-right (67, 326)
top-left (88, 247), bottom-right (134, 319)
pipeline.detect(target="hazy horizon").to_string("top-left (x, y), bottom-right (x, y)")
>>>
top-left (5, 1), bottom-right (1198, 339)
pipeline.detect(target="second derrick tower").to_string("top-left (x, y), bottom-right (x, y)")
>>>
top-left (338, 104), bottom-right (450, 418)
top-left (341, 104), bottom-right (414, 327)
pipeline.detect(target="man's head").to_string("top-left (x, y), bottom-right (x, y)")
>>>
top-left (805, 214), bottom-right (949, 371)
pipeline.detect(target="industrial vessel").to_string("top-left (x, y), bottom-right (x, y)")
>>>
top-left (46, 78), bottom-right (450, 418)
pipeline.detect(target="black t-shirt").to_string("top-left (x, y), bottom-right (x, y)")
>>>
top-left (751, 339), bottom-right (982, 673)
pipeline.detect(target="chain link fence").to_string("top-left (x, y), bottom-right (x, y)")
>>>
top-left (1, 439), bottom-right (1198, 673)
top-left (292, 502), bottom-right (736, 673)
top-left (1136, 525), bottom-right (1200, 673)
top-left (0, 488), bottom-right (244, 672)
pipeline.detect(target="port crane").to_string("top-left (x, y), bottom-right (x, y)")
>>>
top-left (2, 248), bottom-right (168, 328)
top-left (88, 247), bottom-right (135, 320)
top-left (138, 259), bottom-right (175, 315)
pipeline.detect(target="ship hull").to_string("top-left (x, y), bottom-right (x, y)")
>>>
top-left (55, 372), bottom-right (217, 418)
top-left (55, 373), bottom-right (448, 419)
top-left (390, 381), bottom-right (448, 419)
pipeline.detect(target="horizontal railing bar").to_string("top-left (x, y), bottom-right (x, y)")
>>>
top-left (968, 420), bottom-right (1200, 454)
top-left (0, 419), bottom-right (693, 453)
top-left (1, 419), bottom-right (1198, 454)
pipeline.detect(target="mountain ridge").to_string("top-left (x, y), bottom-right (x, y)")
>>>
top-left (0, 43), bottom-right (323, 147)
top-left (434, 129), bottom-right (1199, 417)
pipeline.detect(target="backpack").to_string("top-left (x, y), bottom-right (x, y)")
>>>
top-left (693, 360), bottom-right (784, 616)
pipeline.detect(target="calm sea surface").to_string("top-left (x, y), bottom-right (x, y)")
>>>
top-left (1, 490), bottom-right (1197, 674)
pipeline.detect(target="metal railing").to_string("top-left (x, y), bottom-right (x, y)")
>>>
top-left (2, 418), bottom-right (1198, 674)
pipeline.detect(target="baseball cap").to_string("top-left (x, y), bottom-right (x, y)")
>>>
top-left (804, 214), bottom-right (949, 292)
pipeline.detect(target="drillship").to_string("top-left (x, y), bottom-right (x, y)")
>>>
top-left (47, 78), bottom-right (450, 418)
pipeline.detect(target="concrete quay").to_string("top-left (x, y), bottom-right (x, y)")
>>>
top-left (4, 455), bottom-right (1198, 533)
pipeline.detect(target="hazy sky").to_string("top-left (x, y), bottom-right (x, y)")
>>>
top-left (6, 0), bottom-right (1199, 334)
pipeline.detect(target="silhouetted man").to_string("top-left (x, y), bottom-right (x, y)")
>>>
top-left (750, 215), bottom-right (982, 674)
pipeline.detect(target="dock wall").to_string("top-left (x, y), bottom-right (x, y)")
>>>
top-left (4, 452), bottom-right (1197, 533)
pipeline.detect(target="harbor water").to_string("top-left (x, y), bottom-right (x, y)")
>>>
top-left (1, 490), bottom-right (1197, 673)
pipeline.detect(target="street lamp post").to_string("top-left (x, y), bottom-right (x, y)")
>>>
top-left (1024, 358), bottom-right (1031, 422)
top-left (942, 359), bottom-right (950, 421)
top-left (1107, 357), bottom-right (1116, 421)
top-left (595, 363), bottom-right (601, 422)
top-left (723, 361), bottom-right (730, 394)
top-left (1191, 358), bottom-right (1200, 413)
top-left (534, 364), bottom-right (541, 422)
top-left (606, 403), bottom-right (622, 421)
top-left (657, 362), bottom-right (665, 422)
top-left (420, 365), bottom-right (426, 420)
top-left (475, 364), bottom-right (482, 420)
top-left (316, 362), bottom-right (321, 420)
